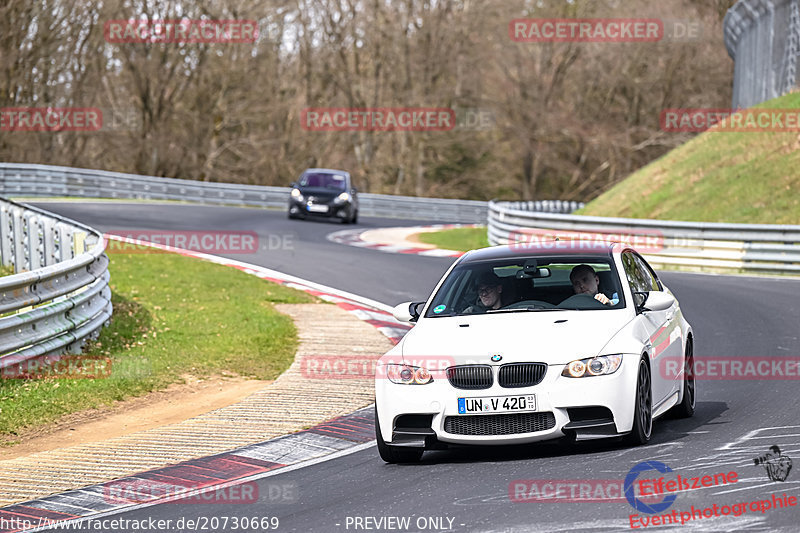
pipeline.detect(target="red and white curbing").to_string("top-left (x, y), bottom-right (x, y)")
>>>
top-left (327, 224), bottom-right (478, 258)
top-left (1, 408), bottom-right (378, 533)
top-left (106, 235), bottom-right (413, 344)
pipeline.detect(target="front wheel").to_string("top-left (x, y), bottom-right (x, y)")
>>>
top-left (626, 358), bottom-right (653, 445)
top-left (375, 406), bottom-right (423, 463)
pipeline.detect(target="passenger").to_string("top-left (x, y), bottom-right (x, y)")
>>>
top-left (569, 264), bottom-right (619, 306)
top-left (463, 271), bottom-right (504, 313)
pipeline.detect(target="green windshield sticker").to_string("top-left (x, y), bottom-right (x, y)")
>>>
top-left (433, 305), bottom-right (446, 314)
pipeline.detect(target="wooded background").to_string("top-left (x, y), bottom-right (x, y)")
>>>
top-left (0, 0), bottom-right (737, 201)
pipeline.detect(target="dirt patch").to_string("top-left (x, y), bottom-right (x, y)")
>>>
top-left (404, 232), bottom-right (428, 244)
top-left (0, 374), bottom-right (271, 461)
top-left (359, 227), bottom-right (438, 249)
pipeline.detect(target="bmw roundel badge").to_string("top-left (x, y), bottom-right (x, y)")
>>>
top-left (491, 354), bottom-right (502, 362)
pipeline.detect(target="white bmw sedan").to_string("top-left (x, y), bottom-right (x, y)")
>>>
top-left (375, 242), bottom-right (695, 463)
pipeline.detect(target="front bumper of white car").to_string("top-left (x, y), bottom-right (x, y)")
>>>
top-left (375, 354), bottom-right (641, 447)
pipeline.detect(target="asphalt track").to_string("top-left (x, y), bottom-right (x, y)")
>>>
top-left (28, 202), bottom-right (800, 532)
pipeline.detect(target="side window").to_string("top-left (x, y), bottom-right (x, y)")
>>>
top-left (633, 254), bottom-right (660, 291)
top-left (622, 252), bottom-right (648, 293)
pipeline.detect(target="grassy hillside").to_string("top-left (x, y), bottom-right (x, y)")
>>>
top-left (578, 92), bottom-right (800, 224)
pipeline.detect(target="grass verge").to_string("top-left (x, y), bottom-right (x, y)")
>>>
top-left (0, 249), bottom-right (314, 443)
top-left (416, 227), bottom-right (489, 252)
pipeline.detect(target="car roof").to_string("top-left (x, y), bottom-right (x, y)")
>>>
top-left (458, 241), bottom-right (618, 264)
top-left (302, 168), bottom-right (350, 176)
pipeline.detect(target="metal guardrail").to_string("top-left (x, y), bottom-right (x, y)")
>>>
top-left (0, 197), bottom-right (111, 371)
top-left (488, 200), bottom-right (800, 274)
top-left (0, 163), bottom-right (582, 224)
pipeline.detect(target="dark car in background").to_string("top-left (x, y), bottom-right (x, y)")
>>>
top-left (288, 168), bottom-right (359, 223)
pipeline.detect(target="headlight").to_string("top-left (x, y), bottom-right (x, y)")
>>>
top-left (291, 188), bottom-right (304, 201)
top-left (386, 364), bottom-right (434, 385)
top-left (334, 192), bottom-right (351, 203)
top-left (562, 355), bottom-right (623, 378)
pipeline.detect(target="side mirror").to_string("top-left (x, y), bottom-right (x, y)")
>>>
top-left (637, 291), bottom-right (675, 312)
top-left (392, 301), bottom-right (424, 323)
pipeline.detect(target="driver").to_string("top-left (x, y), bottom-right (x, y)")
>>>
top-left (569, 264), bottom-right (619, 306)
top-left (463, 271), bottom-right (504, 313)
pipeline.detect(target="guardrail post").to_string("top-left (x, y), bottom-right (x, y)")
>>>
top-left (0, 204), bottom-right (12, 270)
top-left (25, 212), bottom-right (43, 271)
top-left (11, 209), bottom-right (25, 272)
top-left (42, 218), bottom-right (57, 266)
top-left (56, 223), bottom-right (74, 262)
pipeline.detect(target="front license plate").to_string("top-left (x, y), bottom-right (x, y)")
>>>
top-left (307, 204), bottom-right (328, 213)
top-left (457, 395), bottom-right (536, 414)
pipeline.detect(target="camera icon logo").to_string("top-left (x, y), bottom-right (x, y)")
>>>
top-left (753, 445), bottom-right (793, 482)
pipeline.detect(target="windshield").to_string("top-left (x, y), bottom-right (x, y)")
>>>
top-left (424, 257), bottom-right (625, 318)
top-left (299, 172), bottom-right (347, 190)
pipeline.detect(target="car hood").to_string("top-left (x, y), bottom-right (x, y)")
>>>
top-left (399, 310), bottom-right (632, 365)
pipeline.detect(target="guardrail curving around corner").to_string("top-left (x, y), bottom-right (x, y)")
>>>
top-left (0, 196), bottom-right (111, 372)
top-left (489, 200), bottom-right (800, 275)
top-left (0, 163), bottom-right (583, 224)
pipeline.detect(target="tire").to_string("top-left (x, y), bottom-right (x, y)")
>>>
top-left (626, 357), bottom-right (653, 445)
top-left (670, 339), bottom-right (695, 418)
top-left (351, 209), bottom-right (358, 224)
top-left (375, 406), bottom-right (424, 463)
